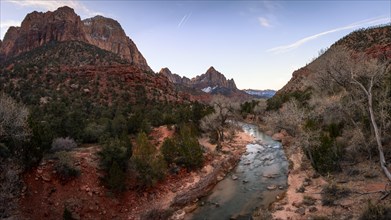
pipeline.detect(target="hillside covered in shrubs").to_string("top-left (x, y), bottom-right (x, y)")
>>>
top-left (265, 24), bottom-right (391, 219)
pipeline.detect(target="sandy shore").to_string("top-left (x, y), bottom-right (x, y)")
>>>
top-left (271, 147), bottom-right (331, 220)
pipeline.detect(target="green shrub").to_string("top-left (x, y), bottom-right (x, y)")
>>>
top-left (266, 89), bottom-right (311, 111)
top-left (132, 132), bottom-right (166, 189)
top-left (63, 206), bottom-right (74, 220)
top-left (105, 161), bottom-right (126, 192)
top-left (83, 122), bottom-right (105, 143)
top-left (25, 117), bottom-right (54, 167)
top-left (240, 100), bottom-right (260, 116)
top-left (54, 151), bottom-right (80, 182)
top-left (310, 133), bottom-right (342, 174)
top-left (98, 135), bottom-right (132, 192)
top-left (98, 135), bottom-right (132, 172)
top-left (359, 201), bottom-right (391, 220)
top-left (161, 124), bottom-right (204, 170)
top-left (161, 138), bottom-right (180, 164)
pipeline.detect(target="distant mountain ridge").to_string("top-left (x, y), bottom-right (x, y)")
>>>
top-left (160, 66), bottom-right (237, 92)
top-left (160, 66), bottom-right (276, 100)
top-left (159, 66), bottom-right (250, 99)
top-left (0, 6), bottom-right (151, 71)
top-left (243, 89), bottom-right (276, 98)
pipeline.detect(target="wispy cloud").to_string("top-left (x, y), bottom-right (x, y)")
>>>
top-left (258, 17), bottom-right (271, 27)
top-left (177, 12), bottom-right (192, 28)
top-left (267, 16), bottom-right (390, 54)
top-left (6, 0), bottom-right (102, 17)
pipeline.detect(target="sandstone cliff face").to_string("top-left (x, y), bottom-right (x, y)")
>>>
top-left (82, 16), bottom-right (151, 71)
top-left (0, 6), bottom-right (85, 60)
top-left (0, 6), bottom-right (151, 71)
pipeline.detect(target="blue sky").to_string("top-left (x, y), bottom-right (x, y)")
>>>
top-left (1, 1), bottom-right (390, 90)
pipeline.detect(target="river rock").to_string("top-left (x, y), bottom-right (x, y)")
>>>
top-left (267, 185), bottom-right (277, 190)
top-left (183, 203), bottom-right (198, 213)
top-left (42, 174), bottom-right (51, 182)
top-left (171, 210), bottom-right (185, 220)
top-left (231, 175), bottom-right (238, 180)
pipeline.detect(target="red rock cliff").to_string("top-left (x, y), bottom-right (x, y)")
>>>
top-left (0, 6), bottom-right (151, 71)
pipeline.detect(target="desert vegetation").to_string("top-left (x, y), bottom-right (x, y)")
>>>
top-left (265, 26), bottom-right (391, 219)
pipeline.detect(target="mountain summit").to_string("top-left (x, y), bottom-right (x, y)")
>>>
top-left (160, 66), bottom-right (238, 93)
top-left (192, 66), bottom-right (238, 91)
top-left (0, 6), bottom-right (151, 71)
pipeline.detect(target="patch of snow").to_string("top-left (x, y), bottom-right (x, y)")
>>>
top-left (202, 86), bottom-right (212, 93)
top-left (201, 86), bottom-right (218, 93)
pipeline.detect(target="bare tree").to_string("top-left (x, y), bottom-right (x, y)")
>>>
top-left (264, 99), bottom-right (306, 137)
top-left (253, 99), bottom-right (267, 123)
top-left (0, 93), bottom-right (31, 146)
top-left (313, 47), bottom-right (391, 180)
top-left (0, 94), bottom-right (30, 218)
top-left (200, 95), bottom-right (238, 150)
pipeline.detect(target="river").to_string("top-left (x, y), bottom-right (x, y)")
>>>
top-left (187, 122), bottom-right (288, 220)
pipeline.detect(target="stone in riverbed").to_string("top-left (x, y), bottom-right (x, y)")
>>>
top-left (267, 185), bottom-right (277, 190)
top-left (231, 175), bottom-right (238, 180)
top-left (217, 175), bottom-right (224, 181)
top-left (171, 210), bottom-right (185, 220)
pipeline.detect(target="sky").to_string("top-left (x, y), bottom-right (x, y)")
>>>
top-left (1, 1), bottom-right (390, 90)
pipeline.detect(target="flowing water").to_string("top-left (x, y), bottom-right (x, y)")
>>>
top-left (188, 123), bottom-right (288, 220)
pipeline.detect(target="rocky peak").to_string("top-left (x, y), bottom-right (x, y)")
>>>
top-left (0, 6), bottom-right (85, 60)
top-left (159, 67), bottom-right (191, 85)
top-left (193, 66), bottom-right (237, 90)
top-left (206, 66), bottom-right (216, 73)
top-left (0, 6), bottom-right (151, 71)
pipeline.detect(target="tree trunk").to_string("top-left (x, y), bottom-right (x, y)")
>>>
top-left (368, 92), bottom-right (391, 181)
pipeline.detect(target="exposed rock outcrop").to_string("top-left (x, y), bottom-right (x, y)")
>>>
top-left (0, 6), bottom-right (151, 71)
top-left (82, 15), bottom-right (150, 71)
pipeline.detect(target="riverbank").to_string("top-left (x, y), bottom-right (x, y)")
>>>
top-left (269, 132), bottom-right (391, 220)
top-left (270, 146), bottom-right (332, 219)
top-left (188, 123), bottom-right (288, 220)
top-left (18, 126), bottom-right (254, 220)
